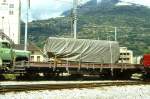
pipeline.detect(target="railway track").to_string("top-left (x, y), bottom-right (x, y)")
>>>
top-left (0, 81), bottom-right (150, 93)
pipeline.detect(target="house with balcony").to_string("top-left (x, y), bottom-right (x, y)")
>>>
top-left (118, 47), bottom-right (133, 64)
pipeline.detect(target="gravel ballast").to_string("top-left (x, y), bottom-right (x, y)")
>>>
top-left (1, 85), bottom-right (150, 99)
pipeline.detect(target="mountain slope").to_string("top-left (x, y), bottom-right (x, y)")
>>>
top-left (22, 0), bottom-right (150, 55)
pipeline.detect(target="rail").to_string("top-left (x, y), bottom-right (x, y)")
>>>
top-left (0, 81), bottom-right (149, 93)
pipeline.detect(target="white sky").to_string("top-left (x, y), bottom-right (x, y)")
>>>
top-left (21, 0), bottom-right (150, 21)
top-left (121, 0), bottom-right (150, 6)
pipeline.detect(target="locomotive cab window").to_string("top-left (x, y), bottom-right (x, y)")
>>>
top-left (2, 42), bottom-right (11, 48)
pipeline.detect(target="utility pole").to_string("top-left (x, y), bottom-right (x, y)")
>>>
top-left (1, 16), bottom-right (4, 39)
top-left (1, 16), bottom-right (4, 33)
top-left (24, 0), bottom-right (30, 51)
top-left (73, 0), bottom-right (78, 39)
top-left (114, 27), bottom-right (117, 41)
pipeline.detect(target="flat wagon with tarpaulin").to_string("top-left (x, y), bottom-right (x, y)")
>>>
top-left (44, 37), bottom-right (120, 64)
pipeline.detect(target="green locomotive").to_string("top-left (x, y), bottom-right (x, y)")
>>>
top-left (0, 39), bottom-right (30, 67)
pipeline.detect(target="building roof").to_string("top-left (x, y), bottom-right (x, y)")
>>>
top-left (0, 31), bottom-right (14, 44)
top-left (13, 42), bottom-right (42, 51)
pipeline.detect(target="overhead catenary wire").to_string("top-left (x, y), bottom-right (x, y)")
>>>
top-left (55, 0), bottom-right (85, 5)
top-left (83, 25), bottom-right (150, 30)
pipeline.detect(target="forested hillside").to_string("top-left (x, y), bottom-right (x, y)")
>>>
top-left (21, 0), bottom-right (150, 55)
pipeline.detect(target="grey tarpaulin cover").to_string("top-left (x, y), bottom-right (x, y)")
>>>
top-left (44, 37), bottom-right (120, 63)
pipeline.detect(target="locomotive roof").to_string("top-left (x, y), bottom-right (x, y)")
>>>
top-left (0, 38), bottom-right (10, 43)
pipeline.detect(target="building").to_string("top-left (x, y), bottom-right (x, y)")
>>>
top-left (133, 56), bottom-right (142, 64)
top-left (119, 47), bottom-right (133, 64)
top-left (0, 0), bottom-right (21, 44)
top-left (28, 43), bottom-right (46, 62)
top-left (14, 42), bottom-right (46, 62)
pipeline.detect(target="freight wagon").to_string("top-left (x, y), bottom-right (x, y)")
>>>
top-left (1, 37), bottom-right (150, 80)
top-left (141, 54), bottom-right (150, 67)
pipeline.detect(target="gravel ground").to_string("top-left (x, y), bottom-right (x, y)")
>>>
top-left (1, 85), bottom-right (150, 99)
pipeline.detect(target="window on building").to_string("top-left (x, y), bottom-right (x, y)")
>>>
top-left (127, 53), bottom-right (130, 55)
top-left (123, 58), bottom-right (129, 60)
top-left (9, 10), bottom-right (14, 15)
top-left (9, 4), bottom-right (14, 8)
top-left (1, 0), bottom-right (7, 5)
top-left (31, 51), bottom-right (34, 54)
top-left (37, 56), bottom-right (41, 62)
top-left (120, 53), bottom-right (123, 55)
top-left (123, 53), bottom-right (126, 55)
top-left (30, 56), bottom-right (34, 62)
top-left (3, 0), bottom-right (6, 2)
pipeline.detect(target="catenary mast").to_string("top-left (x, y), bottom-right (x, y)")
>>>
top-left (24, 0), bottom-right (30, 50)
top-left (73, 0), bottom-right (78, 39)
